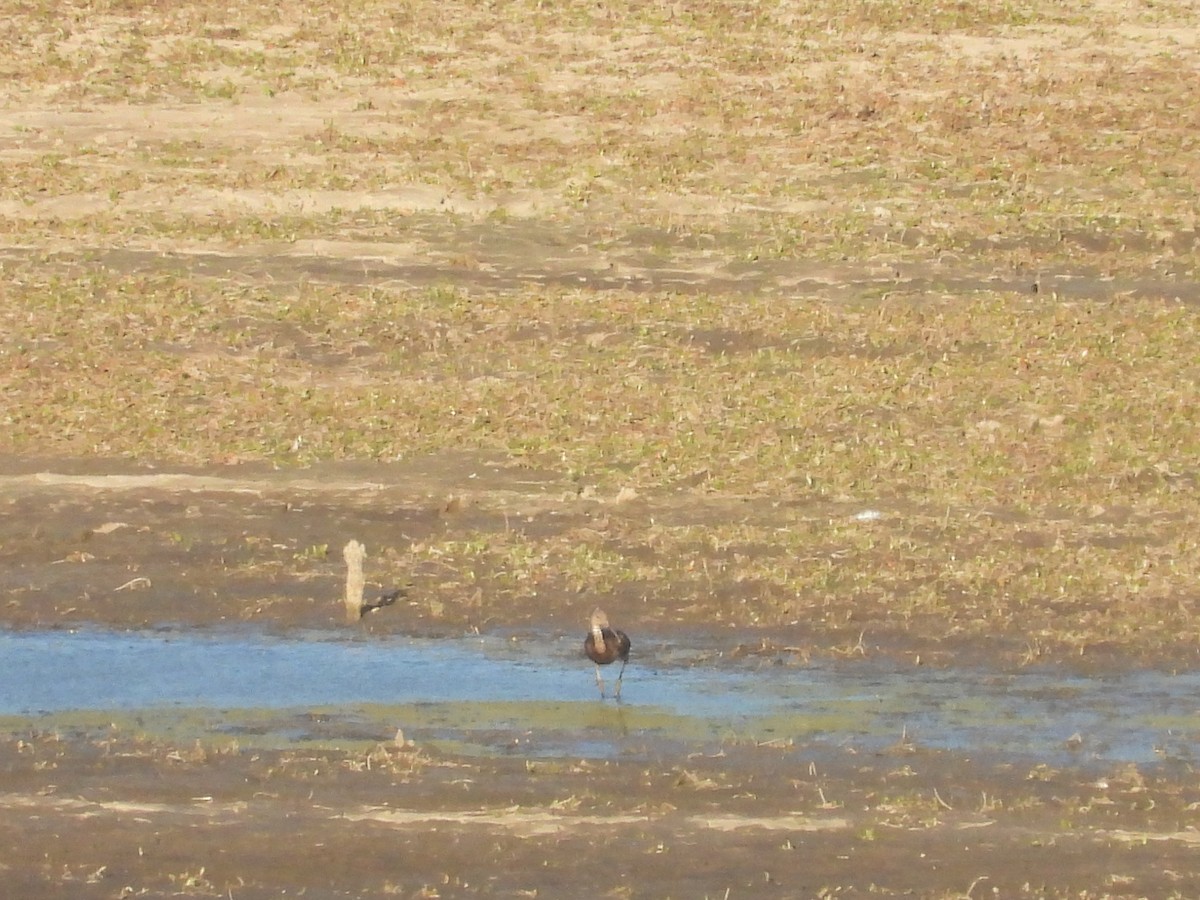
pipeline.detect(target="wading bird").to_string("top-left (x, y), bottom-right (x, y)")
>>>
top-left (584, 607), bottom-right (631, 700)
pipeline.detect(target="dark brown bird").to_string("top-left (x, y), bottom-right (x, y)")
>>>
top-left (359, 587), bottom-right (403, 618)
top-left (583, 607), bottom-right (631, 700)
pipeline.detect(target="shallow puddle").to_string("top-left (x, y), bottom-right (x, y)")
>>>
top-left (1, 628), bottom-right (1197, 765)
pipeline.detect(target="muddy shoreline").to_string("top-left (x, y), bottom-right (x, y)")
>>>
top-left (4, 462), bottom-right (1200, 897)
top-left (5, 724), bottom-right (1199, 898)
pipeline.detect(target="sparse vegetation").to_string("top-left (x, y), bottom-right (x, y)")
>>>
top-left (1, 0), bottom-right (1200, 893)
top-left (1, 0), bottom-right (1198, 659)
top-left (2, 264), bottom-right (1197, 657)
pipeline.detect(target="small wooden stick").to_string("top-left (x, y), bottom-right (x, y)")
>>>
top-left (343, 540), bottom-right (366, 622)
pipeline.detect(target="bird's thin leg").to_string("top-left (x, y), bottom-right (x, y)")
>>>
top-left (613, 659), bottom-right (627, 701)
top-left (594, 665), bottom-right (606, 698)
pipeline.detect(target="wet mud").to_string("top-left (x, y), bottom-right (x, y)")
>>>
top-left (3, 464), bottom-right (1200, 897)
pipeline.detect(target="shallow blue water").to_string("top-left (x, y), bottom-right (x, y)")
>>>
top-left (1, 627), bottom-right (1197, 764)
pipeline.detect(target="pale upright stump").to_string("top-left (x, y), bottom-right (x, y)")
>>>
top-left (343, 540), bottom-right (366, 622)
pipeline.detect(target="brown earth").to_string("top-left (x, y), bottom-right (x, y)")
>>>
top-left (6, 724), bottom-right (1200, 900)
top-left (4, 0), bottom-right (1200, 896)
top-left (3, 465), bottom-right (1200, 898)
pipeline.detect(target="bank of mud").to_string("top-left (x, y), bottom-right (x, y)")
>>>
top-left (5, 724), bottom-right (1200, 898)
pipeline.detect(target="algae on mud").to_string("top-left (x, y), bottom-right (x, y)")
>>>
top-left (3, 627), bottom-right (1198, 766)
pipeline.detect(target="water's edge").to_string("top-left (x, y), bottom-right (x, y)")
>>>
top-left (2, 628), bottom-right (1196, 764)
